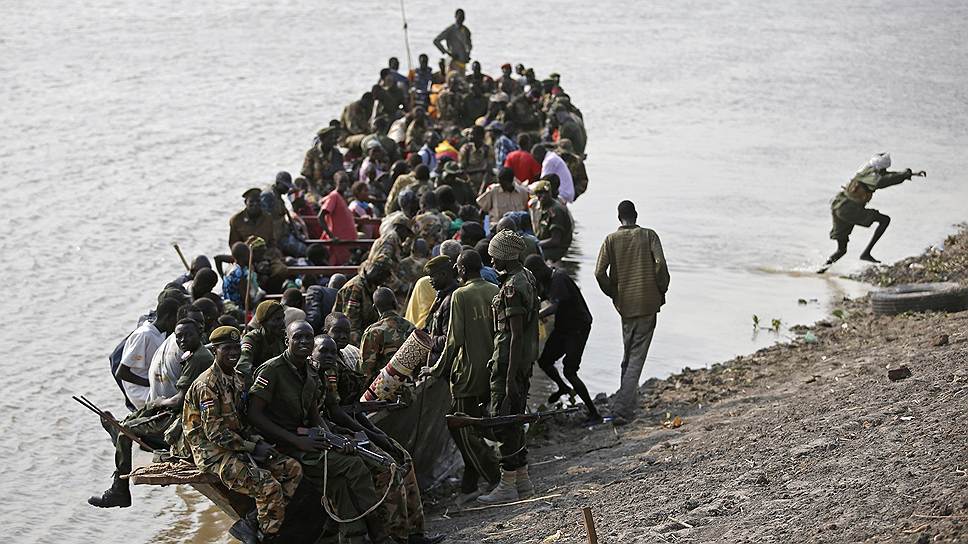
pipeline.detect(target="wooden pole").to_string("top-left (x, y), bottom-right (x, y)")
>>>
top-left (243, 244), bottom-right (255, 331)
top-left (172, 242), bottom-right (190, 272)
top-left (582, 507), bottom-right (598, 544)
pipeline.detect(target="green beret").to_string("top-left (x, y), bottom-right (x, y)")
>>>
top-left (424, 255), bottom-right (453, 274)
top-left (254, 300), bottom-right (283, 324)
top-left (242, 187), bottom-right (262, 199)
top-left (209, 325), bottom-right (241, 346)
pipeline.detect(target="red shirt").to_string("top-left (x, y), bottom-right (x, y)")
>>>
top-left (320, 190), bottom-right (357, 264)
top-left (503, 150), bottom-right (541, 183)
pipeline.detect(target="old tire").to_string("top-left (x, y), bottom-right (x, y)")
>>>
top-left (870, 282), bottom-right (968, 316)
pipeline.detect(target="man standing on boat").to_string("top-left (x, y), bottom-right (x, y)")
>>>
top-left (595, 201), bottom-right (670, 425)
top-left (478, 230), bottom-right (540, 504)
top-left (433, 8), bottom-right (472, 72)
top-left (183, 325), bottom-right (303, 544)
top-left (820, 152), bottom-right (926, 271)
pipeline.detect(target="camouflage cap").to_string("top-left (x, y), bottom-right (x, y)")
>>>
top-left (209, 325), bottom-right (241, 346)
top-left (246, 235), bottom-right (266, 249)
top-left (531, 180), bottom-right (551, 193)
top-left (316, 125), bottom-right (338, 138)
top-left (443, 161), bottom-right (463, 176)
top-left (424, 255), bottom-right (453, 274)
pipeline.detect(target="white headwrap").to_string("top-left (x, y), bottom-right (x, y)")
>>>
top-left (858, 152), bottom-right (891, 173)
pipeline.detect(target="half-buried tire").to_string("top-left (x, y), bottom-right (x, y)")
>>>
top-left (870, 282), bottom-right (968, 316)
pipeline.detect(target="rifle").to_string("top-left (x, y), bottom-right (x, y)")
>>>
top-left (343, 400), bottom-right (407, 414)
top-left (296, 427), bottom-right (395, 467)
top-left (72, 395), bottom-right (156, 452)
top-left (446, 406), bottom-right (582, 430)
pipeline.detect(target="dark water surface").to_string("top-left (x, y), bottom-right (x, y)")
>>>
top-left (3, 1), bottom-right (966, 541)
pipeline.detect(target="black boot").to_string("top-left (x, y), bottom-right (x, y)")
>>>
top-left (87, 472), bottom-right (131, 508)
top-left (228, 512), bottom-right (260, 544)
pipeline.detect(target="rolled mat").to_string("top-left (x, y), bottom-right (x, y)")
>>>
top-left (362, 329), bottom-right (432, 401)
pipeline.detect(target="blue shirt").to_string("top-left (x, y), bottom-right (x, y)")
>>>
top-left (494, 135), bottom-right (519, 169)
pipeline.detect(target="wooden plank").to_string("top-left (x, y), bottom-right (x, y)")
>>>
top-left (285, 265), bottom-right (359, 277)
top-left (582, 507), bottom-right (599, 544)
top-left (302, 239), bottom-right (376, 249)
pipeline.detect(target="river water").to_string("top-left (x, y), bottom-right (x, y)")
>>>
top-left (3, 0), bottom-right (967, 542)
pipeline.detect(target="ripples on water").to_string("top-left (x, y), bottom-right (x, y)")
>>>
top-left (2, 0), bottom-right (966, 541)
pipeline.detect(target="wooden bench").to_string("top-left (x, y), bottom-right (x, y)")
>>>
top-left (301, 238), bottom-right (376, 250)
top-left (285, 265), bottom-right (359, 277)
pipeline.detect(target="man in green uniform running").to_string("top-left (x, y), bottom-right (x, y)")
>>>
top-left (820, 152), bottom-right (926, 272)
top-left (478, 231), bottom-right (540, 505)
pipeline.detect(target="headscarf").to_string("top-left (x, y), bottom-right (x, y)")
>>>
top-left (858, 152), bottom-right (891, 173)
top-left (488, 230), bottom-right (526, 261)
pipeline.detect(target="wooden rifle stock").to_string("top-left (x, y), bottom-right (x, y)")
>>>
top-left (72, 395), bottom-right (156, 452)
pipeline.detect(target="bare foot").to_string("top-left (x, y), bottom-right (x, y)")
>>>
top-left (860, 254), bottom-right (881, 263)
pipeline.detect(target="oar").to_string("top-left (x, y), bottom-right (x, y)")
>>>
top-left (172, 242), bottom-right (190, 272)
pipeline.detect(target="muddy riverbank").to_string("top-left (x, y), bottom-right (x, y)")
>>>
top-left (426, 228), bottom-right (968, 543)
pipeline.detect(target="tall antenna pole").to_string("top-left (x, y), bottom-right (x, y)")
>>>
top-left (399, 0), bottom-right (413, 72)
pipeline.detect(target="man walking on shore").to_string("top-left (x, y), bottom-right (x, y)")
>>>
top-left (594, 201), bottom-right (670, 425)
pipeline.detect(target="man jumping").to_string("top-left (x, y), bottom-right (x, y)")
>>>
top-left (819, 152), bottom-right (925, 273)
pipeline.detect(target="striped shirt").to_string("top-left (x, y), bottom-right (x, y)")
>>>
top-left (594, 225), bottom-right (670, 318)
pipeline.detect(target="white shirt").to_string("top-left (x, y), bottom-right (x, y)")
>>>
top-left (120, 321), bottom-right (166, 409)
top-left (147, 334), bottom-right (184, 402)
top-left (541, 151), bottom-right (575, 203)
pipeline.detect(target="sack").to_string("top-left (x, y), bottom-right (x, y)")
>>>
top-left (844, 177), bottom-right (874, 204)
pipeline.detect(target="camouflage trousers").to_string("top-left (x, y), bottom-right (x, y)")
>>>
top-left (368, 438), bottom-right (424, 539)
top-left (215, 453), bottom-right (302, 536)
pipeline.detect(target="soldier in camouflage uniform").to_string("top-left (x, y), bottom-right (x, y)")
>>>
top-left (182, 325), bottom-right (302, 543)
top-left (237, 300), bottom-right (287, 382)
top-left (413, 191), bottom-right (451, 249)
top-left (360, 287), bottom-right (415, 382)
top-left (248, 321), bottom-right (389, 544)
top-left (335, 257), bottom-right (393, 346)
top-left (89, 317), bottom-right (215, 508)
top-left (478, 230), bottom-right (541, 505)
top-left (301, 126), bottom-right (345, 193)
top-left (314, 335), bottom-right (443, 544)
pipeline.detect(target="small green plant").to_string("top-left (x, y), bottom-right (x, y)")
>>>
top-left (752, 315), bottom-right (760, 331)
top-left (771, 318), bottom-right (782, 333)
top-left (832, 309), bottom-right (846, 320)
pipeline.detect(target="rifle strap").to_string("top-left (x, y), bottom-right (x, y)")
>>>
top-left (320, 449), bottom-right (396, 523)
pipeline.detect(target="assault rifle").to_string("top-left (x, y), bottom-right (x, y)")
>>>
top-left (296, 427), bottom-right (395, 467)
top-left (446, 406), bottom-right (582, 430)
top-left (72, 395), bottom-right (156, 452)
top-left (343, 400), bottom-right (407, 415)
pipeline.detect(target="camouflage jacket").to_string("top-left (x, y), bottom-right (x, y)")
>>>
top-left (360, 311), bottom-right (415, 381)
top-left (413, 211), bottom-right (450, 248)
top-left (182, 363), bottom-right (259, 472)
top-left (335, 276), bottom-right (380, 346)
